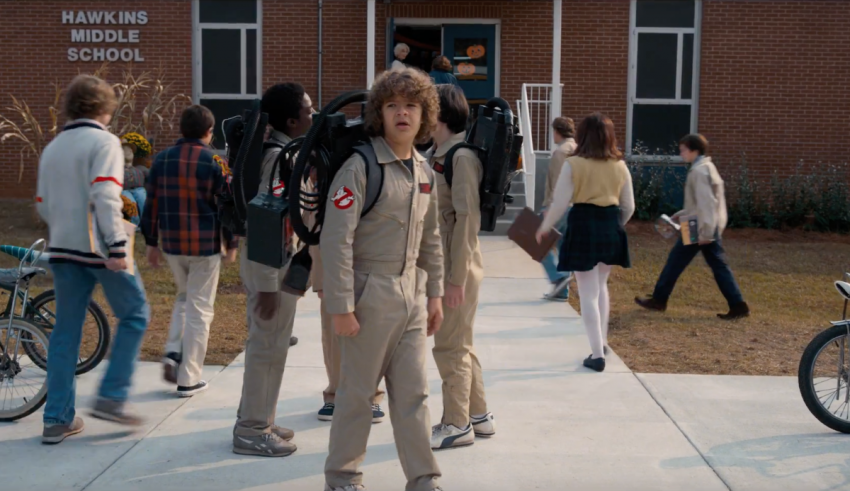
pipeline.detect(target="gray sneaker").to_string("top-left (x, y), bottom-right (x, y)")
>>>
top-left (89, 397), bottom-right (145, 426)
top-left (324, 485), bottom-right (366, 491)
top-left (42, 417), bottom-right (85, 444)
top-left (233, 432), bottom-right (297, 457)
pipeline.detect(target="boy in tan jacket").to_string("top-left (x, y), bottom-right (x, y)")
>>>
top-left (635, 134), bottom-right (749, 320)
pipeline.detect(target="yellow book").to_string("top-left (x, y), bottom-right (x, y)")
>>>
top-left (680, 214), bottom-right (699, 245)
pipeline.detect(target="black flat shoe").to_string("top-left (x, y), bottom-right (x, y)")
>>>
top-left (635, 295), bottom-right (667, 312)
top-left (583, 355), bottom-right (606, 372)
top-left (289, 336), bottom-right (298, 346)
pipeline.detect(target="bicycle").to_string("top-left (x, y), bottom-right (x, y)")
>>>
top-left (798, 272), bottom-right (850, 433)
top-left (0, 240), bottom-right (51, 421)
top-left (0, 244), bottom-right (111, 375)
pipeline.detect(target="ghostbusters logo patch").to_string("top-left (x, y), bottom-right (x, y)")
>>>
top-left (419, 183), bottom-right (432, 194)
top-left (332, 185), bottom-right (355, 210)
top-left (272, 178), bottom-right (285, 197)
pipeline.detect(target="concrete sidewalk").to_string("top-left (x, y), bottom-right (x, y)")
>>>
top-left (0, 237), bottom-right (845, 491)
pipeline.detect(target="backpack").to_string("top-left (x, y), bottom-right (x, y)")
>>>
top-left (428, 97), bottom-right (523, 232)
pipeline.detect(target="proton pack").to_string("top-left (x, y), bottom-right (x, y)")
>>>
top-left (431, 97), bottom-right (524, 232)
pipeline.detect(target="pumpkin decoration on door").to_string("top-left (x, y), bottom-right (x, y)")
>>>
top-left (457, 62), bottom-right (476, 76)
top-left (466, 44), bottom-right (486, 59)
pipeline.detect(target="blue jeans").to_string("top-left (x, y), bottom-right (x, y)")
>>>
top-left (541, 208), bottom-right (570, 284)
top-left (652, 237), bottom-right (745, 307)
top-left (122, 188), bottom-right (147, 226)
top-left (44, 263), bottom-right (150, 425)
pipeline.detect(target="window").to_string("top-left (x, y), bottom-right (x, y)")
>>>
top-left (627, 0), bottom-right (700, 157)
top-left (194, 0), bottom-right (261, 147)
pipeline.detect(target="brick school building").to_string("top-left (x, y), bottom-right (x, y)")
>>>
top-left (0, 0), bottom-right (847, 201)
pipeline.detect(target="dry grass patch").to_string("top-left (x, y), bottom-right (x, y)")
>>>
top-left (590, 222), bottom-right (850, 376)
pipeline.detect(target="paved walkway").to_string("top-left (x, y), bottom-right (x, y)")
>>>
top-left (1, 237), bottom-right (848, 491)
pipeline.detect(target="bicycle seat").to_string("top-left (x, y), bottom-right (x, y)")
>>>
top-left (0, 267), bottom-right (46, 286)
top-left (837, 281), bottom-right (850, 300)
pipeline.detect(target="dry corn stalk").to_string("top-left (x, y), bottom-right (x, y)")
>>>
top-left (0, 61), bottom-right (191, 183)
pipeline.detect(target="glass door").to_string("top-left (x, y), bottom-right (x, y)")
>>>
top-left (442, 24), bottom-right (496, 105)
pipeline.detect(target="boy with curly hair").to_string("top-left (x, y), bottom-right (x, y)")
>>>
top-left (320, 68), bottom-right (445, 491)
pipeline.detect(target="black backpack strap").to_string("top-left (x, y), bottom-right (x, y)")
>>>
top-left (351, 144), bottom-right (384, 217)
top-left (440, 142), bottom-right (480, 188)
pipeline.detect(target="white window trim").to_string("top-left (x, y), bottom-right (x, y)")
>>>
top-left (392, 18), bottom-right (501, 97)
top-left (192, 0), bottom-right (263, 103)
top-left (626, 0), bottom-right (702, 159)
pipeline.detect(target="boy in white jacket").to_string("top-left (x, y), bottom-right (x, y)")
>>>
top-left (635, 134), bottom-right (749, 320)
top-left (36, 75), bottom-right (150, 444)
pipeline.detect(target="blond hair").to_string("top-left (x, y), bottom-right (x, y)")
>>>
top-left (365, 68), bottom-right (439, 143)
top-left (64, 75), bottom-right (117, 121)
top-left (394, 43), bottom-right (410, 57)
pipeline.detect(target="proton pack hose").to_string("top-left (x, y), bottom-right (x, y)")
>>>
top-left (288, 90), bottom-right (369, 246)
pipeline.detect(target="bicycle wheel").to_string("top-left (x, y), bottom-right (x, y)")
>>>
top-left (0, 318), bottom-right (49, 421)
top-left (26, 290), bottom-right (111, 375)
top-left (799, 324), bottom-right (850, 433)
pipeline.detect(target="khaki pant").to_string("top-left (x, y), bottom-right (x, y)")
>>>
top-left (234, 251), bottom-right (299, 437)
top-left (164, 254), bottom-right (222, 387)
top-left (321, 299), bottom-right (385, 405)
top-left (432, 270), bottom-right (488, 428)
top-left (325, 264), bottom-right (440, 491)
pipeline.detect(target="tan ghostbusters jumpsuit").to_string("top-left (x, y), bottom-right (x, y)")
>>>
top-left (234, 129), bottom-right (301, 437)
top-left (321, 136), bottom-right (444, 491)
top-left (309, 244), bottom-right (385, 406)
top-left (428, 132), bottom-right (488, 430)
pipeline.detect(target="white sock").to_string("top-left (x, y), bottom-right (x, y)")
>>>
top-left (576, 265), bottom-right (605, 359)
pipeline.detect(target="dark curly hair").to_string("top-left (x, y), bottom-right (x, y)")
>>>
top-left (365, 68), bottom-right (439, 144)
top-left (262, 83), bottom-right (306, 133)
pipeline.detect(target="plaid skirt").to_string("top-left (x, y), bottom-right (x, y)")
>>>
top-left (558, 203), bottom-right (631, 272)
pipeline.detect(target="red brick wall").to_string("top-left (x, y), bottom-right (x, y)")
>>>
top-left (0, 0), bottom-right (192, 198)
top-left (561, 0), bottom-right (631, 146)
top-left (699, 1), bottom-right (850, 178)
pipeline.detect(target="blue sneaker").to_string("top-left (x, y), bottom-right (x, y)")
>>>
top-left (544, 275), bottom-right (571, 302)
top-left (318, 403), bottom-right (334, 422)
top-left (372, 404), bottom-right (385, 424)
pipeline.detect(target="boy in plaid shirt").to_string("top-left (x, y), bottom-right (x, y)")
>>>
top-left (141, 105), bottom-right (238, 397)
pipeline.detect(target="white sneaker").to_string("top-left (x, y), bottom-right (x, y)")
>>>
top-left (470, 412), bottom-right (496, 437)
top-left (431, 423), bottom-right (474, 450)
top-left (324, 485), bottom-right (366, 491)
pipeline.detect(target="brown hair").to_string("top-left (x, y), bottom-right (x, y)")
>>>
top-left (552, 117), bottom-right (575, 139)
top-left (64, 74), bottom-right (117, 121)
top-left (437, 84), bottom-right (469, 134)
top-left (679, 133), bottom-right (709, 155)
top-left (573, 113), bottom-right (622, 160)
top-left (365, 68), bottom-right (439, 143)
top-left (180, 105), bottom-right (215, 139)
top-left (432, 55), bottom-right (452, 73)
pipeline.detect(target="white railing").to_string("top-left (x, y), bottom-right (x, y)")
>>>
top-left (516, 83), bottom-right (562, 210)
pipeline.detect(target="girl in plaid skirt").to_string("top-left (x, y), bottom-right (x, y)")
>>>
top-left (535, 113), bottom-right (635, 372)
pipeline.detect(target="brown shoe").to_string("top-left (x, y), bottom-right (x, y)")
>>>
top-left (162, 353), bottom-right (179, 384)
top-left (89, 397), bottom-right (145, 426)
top-left (271, 425), bottom-right (295, 441)
top-left (635, 295), bottom-right (667, 312)
top-left (43, 417), bottom-right (84, 444)
top-left (718, 302), bottom-right (750, 320)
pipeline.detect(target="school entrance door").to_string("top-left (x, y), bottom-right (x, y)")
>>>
top-left (389, 20), bottom-right (499, 106)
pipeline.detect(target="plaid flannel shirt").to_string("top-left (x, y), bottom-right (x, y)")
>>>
top-left (141, 138), bottom-right (237, 256)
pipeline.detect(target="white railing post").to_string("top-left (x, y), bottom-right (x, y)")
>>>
top-left (366, 0), bottom-right (376, 89)
top-left (519, 84), bottom-right (536, 209)
top-left (551, 0), bottom-right (563, 153)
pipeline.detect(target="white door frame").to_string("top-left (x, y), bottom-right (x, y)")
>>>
top-left (391, 18), bottom-right (501, 97)
top-left (191, 0), bottom-right (263, 103)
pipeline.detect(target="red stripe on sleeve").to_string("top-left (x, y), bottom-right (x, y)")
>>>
top-left (91, 176), bottom-right (123, 187)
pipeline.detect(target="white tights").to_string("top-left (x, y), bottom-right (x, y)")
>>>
top-left (574, 264), bottom-right (612, 359)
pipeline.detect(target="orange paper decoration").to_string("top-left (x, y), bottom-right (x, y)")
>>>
top-left (466, 45), bottom-right (486, 59)
top-left (457, 63), bottom-right (476, 76)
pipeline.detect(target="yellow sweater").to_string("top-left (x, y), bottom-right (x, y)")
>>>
top-left (569, 157), bottom-right (630, 206)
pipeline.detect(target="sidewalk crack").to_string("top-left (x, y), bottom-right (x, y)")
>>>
top-left (633, 373), bottom-right (733, 491)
